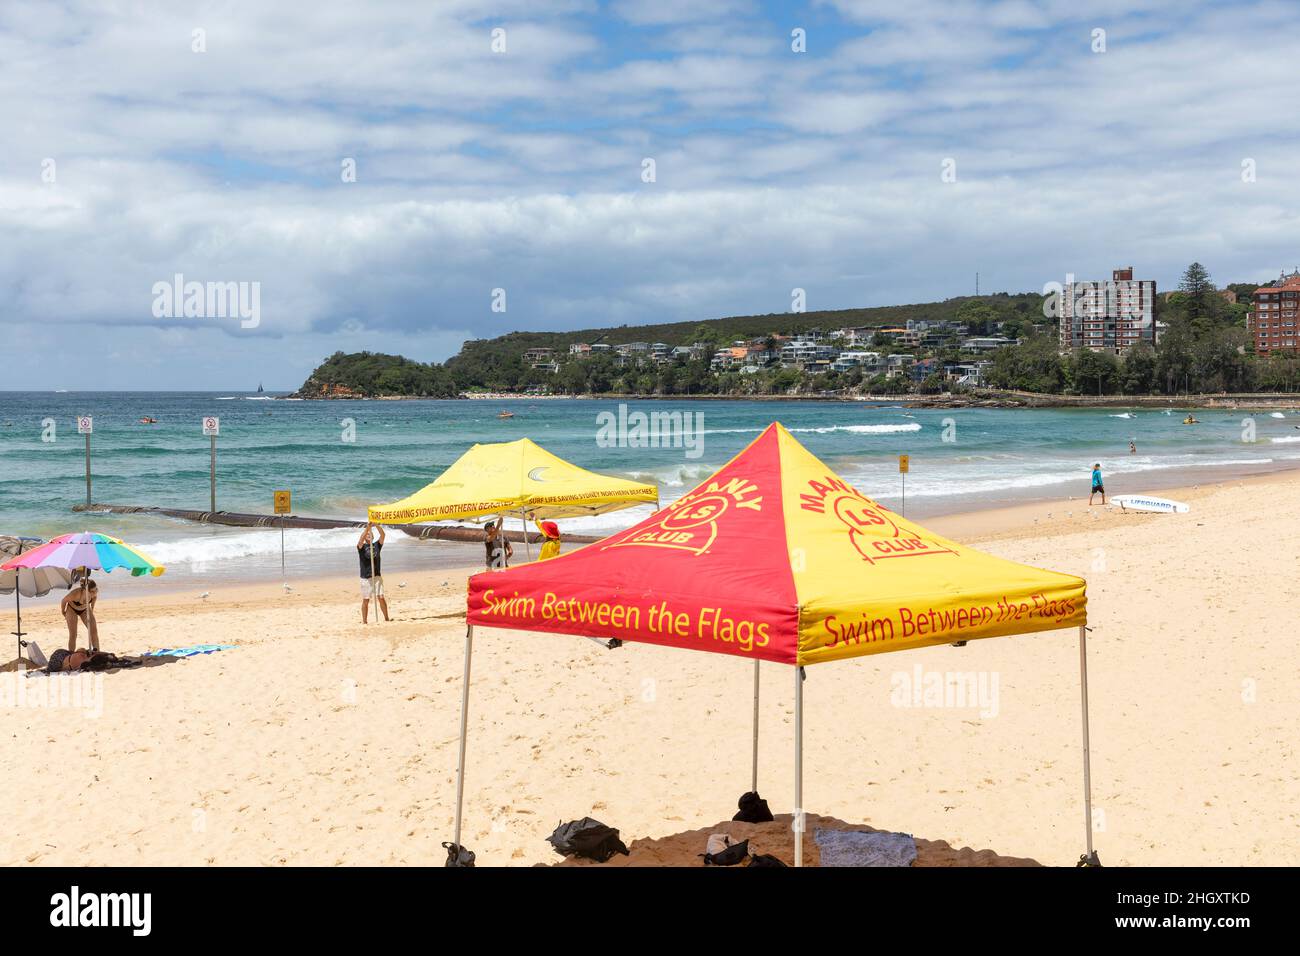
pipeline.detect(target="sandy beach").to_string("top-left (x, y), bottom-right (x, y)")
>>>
top-left (2, 471), bottom-right (1297, 867)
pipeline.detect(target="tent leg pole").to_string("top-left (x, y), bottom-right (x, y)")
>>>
top-left (520, 509), bottom-right (531, 560)
top-left (751, 660), bottom-right (760, 794)
top-left (1079, 624), bottom-right (1096, 861)
top-left (452, 625), bottom-right (474, 853)
top-left (794, 664), bottom-right (804, 868)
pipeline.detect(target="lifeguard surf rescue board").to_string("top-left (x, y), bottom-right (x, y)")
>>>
top-left (1110, 495), bottom-right (1190, 514)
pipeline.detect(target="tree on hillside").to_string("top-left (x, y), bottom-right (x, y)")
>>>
top-left (1177, 262), bottom-right (1220, 331)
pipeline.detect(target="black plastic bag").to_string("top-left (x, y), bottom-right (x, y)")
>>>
top-left (443, 842), bottom-right (475, 868)
top-left (733, 791), bottom-right (774, 823)
top-left (548, 818), bottom-right (630, 863)
top-left (703, 838), bottom-right (750, 866)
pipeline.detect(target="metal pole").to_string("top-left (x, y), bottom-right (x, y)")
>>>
top-left (452, 625), bottom-right (475, 852)
top-left (520, 508), bottom-right (531, 560)
top-left (13, 543), bottom-right (23, 659)
top-left (794, 664), bottom-right (804, 867)
top-left (751, 660), bottom-right (760, 793)
top-left (84, 433), bottom-right (92, 507)
top-left (901, 471), bottom-right (905, 518)
top-left (368, 532), bottom-right (376, 625)
top-left (1079, 624), bottom-right (1095, 860)
top-left (209, 435), bottom-right (217, 512)
top-left (280, 516), bottom-right (285, 576)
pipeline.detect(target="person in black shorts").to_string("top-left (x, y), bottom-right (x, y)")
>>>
top-left (357, 523), bottom-right (389, 623)
top-left (1089, 463), bottom-right (1106, 505)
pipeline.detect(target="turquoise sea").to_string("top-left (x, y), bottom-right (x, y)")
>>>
top-left (2, 391), bottom-right (1298, 591)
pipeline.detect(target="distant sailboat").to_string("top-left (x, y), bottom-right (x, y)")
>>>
top-left (257, 383), bottom-right (265, 394)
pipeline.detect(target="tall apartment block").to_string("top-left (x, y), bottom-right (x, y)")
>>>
top-left (1247, 269), bottom-right (1300, 354)
top-left (1059, 266), bottom-right (1157, 354)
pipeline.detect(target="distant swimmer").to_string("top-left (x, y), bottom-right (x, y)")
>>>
top-left (1129, 441), bottom-right (1137, 454)
top-left (1089, 463), bottom-right (1106, 506)
top-left (1183, 415), bottom-right (1200, 425)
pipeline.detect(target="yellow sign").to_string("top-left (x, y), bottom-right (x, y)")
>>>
top-left (273, 490), bottom-right (292, 514)
top-left (898, 455), bottom-right (910, 474)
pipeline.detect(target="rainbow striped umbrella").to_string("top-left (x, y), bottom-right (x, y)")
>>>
top-left (0, 532), bottom-right (165, 577)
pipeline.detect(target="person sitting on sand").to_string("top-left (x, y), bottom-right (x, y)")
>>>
top-left (1089, 463), bottom-right (1106, 506)
top-left (485, 519), bottom-right (512, 570)
top-left (357, 523), bottom-right (389, 623)
top-left (60, 574), bottom-right (99, 652)
top-left (537, 520), bottom-right (562, 561)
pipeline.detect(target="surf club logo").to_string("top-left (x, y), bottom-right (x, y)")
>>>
top-left (606, 477), bottom-right (762, 556)
top-left (799, 475), bottom-right (954, 564)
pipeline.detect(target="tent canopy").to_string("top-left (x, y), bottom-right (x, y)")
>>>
top-left (368, 437), bottom-right (658, 525)
top-left (467, 423), bottom-right (1086, 665)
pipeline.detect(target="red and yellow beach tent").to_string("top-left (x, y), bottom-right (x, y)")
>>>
top-left (451, 423), bottom-right (1098, 866)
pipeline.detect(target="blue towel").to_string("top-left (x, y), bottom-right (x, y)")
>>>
top-left (143, 644), bottom-right (235, 658)
top-left (814, 828), bottom-right (917, 867)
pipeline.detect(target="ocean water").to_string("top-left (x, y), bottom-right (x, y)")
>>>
top-left (1, 392), bottom-right (1297, 592)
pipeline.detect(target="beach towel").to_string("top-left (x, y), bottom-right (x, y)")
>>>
top-left (142, 644), bottom-right (235, 658)
top-left (814, 829), bottom-right (918, 867)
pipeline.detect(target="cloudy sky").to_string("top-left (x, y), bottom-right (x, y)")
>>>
top-left (2, 0), bottom-right (1297, 389)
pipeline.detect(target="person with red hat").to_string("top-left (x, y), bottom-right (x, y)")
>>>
top-left (536, 520), bottom-right (562, 561)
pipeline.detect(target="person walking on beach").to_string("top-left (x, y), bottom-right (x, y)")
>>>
top-left (357, 523), bottom-right (389, 623)
top-left (1089, 463), bottom-right (1106, 505)
top-left (537, 520), bottom-right (562, 561)
top-left (60, 572), bottom-right (100, 652)
top-left (485, 519), bottom-right (512, 570)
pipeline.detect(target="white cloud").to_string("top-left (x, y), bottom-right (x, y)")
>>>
top-left (2, 0), bottom-right (1298, 387)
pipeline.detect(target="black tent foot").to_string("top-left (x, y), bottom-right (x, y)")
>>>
top-left (443, 841), bottom-right (476, 867)
top-left (1076, 851), bottom-right (1102, 867)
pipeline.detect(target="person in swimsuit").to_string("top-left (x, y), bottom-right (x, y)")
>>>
top-left (60, 574), bottom-right (99, 652)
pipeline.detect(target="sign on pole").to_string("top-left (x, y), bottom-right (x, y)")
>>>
top-left (274, 490), bottom-right (291, 574)
top-left (79, 416), bottom-right (93, 506)
top-left (204, 417), bottom-right (220, 512)
top-left (898, 454), bottom-right (909, 517)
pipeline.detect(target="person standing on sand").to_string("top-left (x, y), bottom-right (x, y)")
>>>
top-left (485, 519), bottom-right (512, 570)
top-left (1089, 463), bottom-right (1106, 505)
top-left (60, 572), bottom-right (100, 652)
top-left (357, 523), bottom-right (389, 623)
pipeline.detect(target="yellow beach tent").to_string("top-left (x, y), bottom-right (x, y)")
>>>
top-left (368, 438), bottom-right (658, 526)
